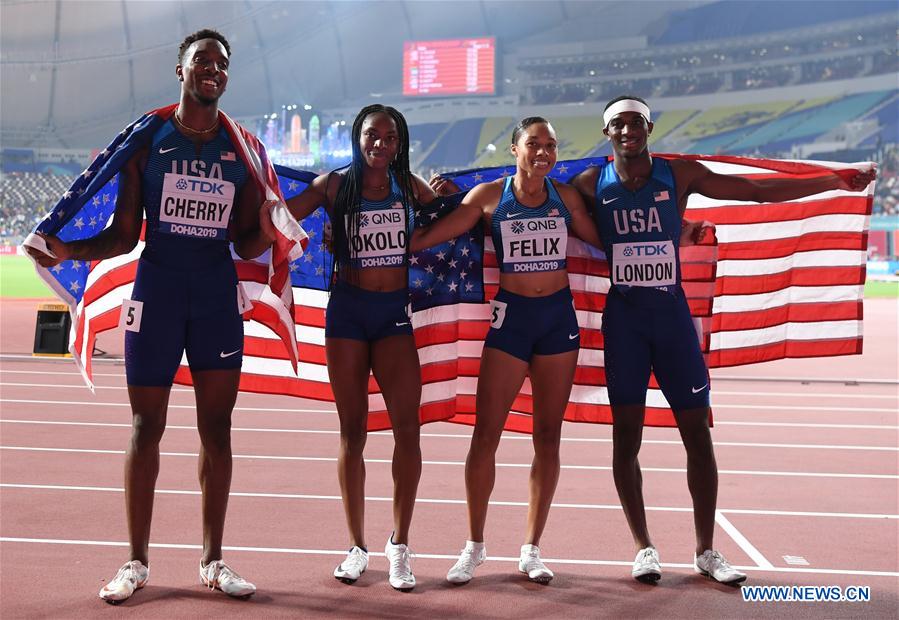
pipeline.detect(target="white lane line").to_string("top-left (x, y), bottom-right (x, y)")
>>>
top-left (715, 511), bottom-right (774, 569)
top-left (4, 483), bottom-right (897, 520)
top-left (0, 399), bottom-right (334, 414)
top-left (714, 421), bottom-right (898, 430)
top-left (711, 374), bottom-right (898, 386)
top-left (2, 537), bottom-right (897, 578)
top-left (4, 417), bottom-right (896, 435)
top-left (3, 446), bottom-right (897, 479)
top-left (3, 396), bottom-right (895, 415)
top-left (713, 405), bottom-right (896, 412)
top-left (5, 359), bottom-right (896, 387)
top-left (3, 419), bottom-right (895, 452)
top-left (713, 391), bottom-right (898, 400)
top-left (3, 380), bottom-right (897, 401)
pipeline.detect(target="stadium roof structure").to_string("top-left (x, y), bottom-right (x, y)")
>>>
top-left (1, 0), bottom-right (895, 150)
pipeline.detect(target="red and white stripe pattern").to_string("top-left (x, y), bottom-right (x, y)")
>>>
top-left (672, 154), bottom-right (873, 369)
top-left (217, 154), bottom-right (873, 433)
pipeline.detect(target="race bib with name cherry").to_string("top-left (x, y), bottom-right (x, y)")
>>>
top-left (611, 240), bottom-right (676, 287)
top-left (159, 173), bottom-right (235, 240)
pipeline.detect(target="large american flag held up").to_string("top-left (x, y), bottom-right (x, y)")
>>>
top-left (231, 154), bottom-right (874, 433)
top-left (26, 150), bottom-right (873, 432)
top-left (23, 104), bottom-right (307, 389)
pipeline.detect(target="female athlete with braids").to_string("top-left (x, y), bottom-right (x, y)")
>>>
top-left (282, 105), bottom-right (439, 590)
top-left (414, 117), bottom-right (602, 585)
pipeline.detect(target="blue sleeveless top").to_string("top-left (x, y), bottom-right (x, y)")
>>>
top-left (491, 177), bottom-right (572, 273)
top-left (593, 158), bottom-right (682, 294)
top-left (339, 172), bottom-right (415, 270)
top-left (141, 120), bottom-right (249, 271)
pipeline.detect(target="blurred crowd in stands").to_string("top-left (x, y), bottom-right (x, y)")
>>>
top-left (0, 172), bottom-right (75, 246)
top-left (2, 144), bottom-right (895, 248)
top-left (522, 21), bottom-right (896, 105)
top-left (875, 144), bottom-right (899, 217)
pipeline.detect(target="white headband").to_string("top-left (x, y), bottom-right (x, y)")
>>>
top-left (603, 99), bottom-right (651, 127)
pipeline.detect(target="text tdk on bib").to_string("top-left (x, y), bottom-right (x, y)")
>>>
top-left (159, 173), bottom-right (234, 239)
top-left (612, 240), bottom-right (675, 287)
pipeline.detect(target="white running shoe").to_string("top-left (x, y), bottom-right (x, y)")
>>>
top-left (199, 559), bottom-right (256, 597)
top-left (446, 541), bottom-right (486, 584)
top-left (632, 546), bottom-right (662, 583)
top-left (694, 549), bottom-right (747, 584)
top-left (518, 544), bottom-right (553, 583)
top-left (385, 535), bottom-right (415, 591)
top-left (98, 560), bottom-right (149, 603)
top-left (334, 546), bottom-right (369, 584)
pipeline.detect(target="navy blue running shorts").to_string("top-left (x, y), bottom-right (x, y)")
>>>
top-left (325, 281), bottom-right (413, 341)
top-left (484, 287), bottom-right (580, 362)
top-left (124, 258), bottom-right (243, 386)
top-left (601, 286), bottom-right (710, 411)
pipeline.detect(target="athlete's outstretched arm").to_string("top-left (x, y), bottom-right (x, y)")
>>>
top-left (409, 182), bottom-right (495, 252)
top-left (557, 182), bottom-right (602, 250)
top-left (674, 159), bottom-right (876, 206)
top-left (284, 173), bottom-right (335, 221)
top-left (26, 150), bottom-right (146, 268)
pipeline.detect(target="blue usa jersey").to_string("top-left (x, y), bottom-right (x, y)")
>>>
top-left (341, 172), bottom-right (415, 270)
top-left (141, 120), bottom-right (249, 270)
top-left (491, 176), bottom-right (571, 273)
top-left (594, 158), bottom-right (682, 293)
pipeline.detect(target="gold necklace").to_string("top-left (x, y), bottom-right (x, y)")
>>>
top-left (363, 179), bottom-right (389, 191)
top-left (174, 112), bottom-right (219, 135)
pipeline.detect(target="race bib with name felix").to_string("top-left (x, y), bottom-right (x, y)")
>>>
top-left (499, 217), bottom-right (567, 273)
top-left (611, 240), bottom-right (676, 287)
top-left (159, 173), bottom-right (234, 240)
top-left (348, 204), bottom-right (407, 268)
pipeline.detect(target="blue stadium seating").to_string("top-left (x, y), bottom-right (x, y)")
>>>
top-left (655, 1), bottom-right (893, 44)
top-left (422, 118), bottom-right (485, 170)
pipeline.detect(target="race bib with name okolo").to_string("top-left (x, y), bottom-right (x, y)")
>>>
top-left (159, 173), bottom-right (234, 239)
top-left (348, 204), bottom-right (407, 268)
top-left (500, 217), bottom-right (567, 273)
top-left (611, 240), bottom-right (676, 287)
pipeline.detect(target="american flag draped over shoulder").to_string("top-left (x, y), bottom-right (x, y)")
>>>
top-left (23, 104), bottom-right (307, 389)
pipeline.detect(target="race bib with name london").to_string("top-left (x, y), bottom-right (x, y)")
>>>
top-left (499, 217), bottom-right (567, 273)
top-left (611, 240), bottom-right (676, 287)
top-left (348, 204), bottom-right (407, 268)
top-left (159, 173), bottom-right (235, 240)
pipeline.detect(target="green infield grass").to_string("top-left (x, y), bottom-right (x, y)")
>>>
top-left (1, 255), bottom-right (54, 298)
top-left (1, 253), bottom-right (897, 299)
top-left (864, 279), bottom-right (899, 298)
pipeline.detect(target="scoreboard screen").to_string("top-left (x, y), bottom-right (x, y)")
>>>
top-left (403, 38), bottom-right (495, 97)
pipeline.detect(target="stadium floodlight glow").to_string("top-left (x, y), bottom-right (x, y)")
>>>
top-left (304, 104), bottom-right (312, 110)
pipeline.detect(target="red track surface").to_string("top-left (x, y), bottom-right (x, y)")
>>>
top-left (1, 298), bottom-right (897, 618)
